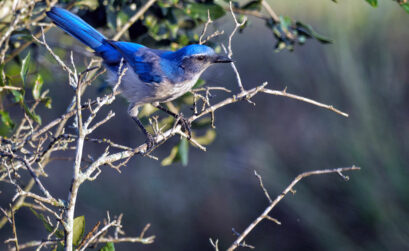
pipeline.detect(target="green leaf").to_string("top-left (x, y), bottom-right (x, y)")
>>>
top-left (186, 3), bottom-right (226, 21)
top-left (0, 111), bottom-right (15, 129)
top-left (11, 90), bottom-right (24, 103)
top-left (72, 215), bottom-right (85, 246)
top-left (365, 0), bottom-right (377, 7)
top-left (32, 74), bottom-right (43, 100)
top-left (42, 97), bottom-right (52, 109)
top-left (193, 79), bottom-right (206, 88)
top-left (296, 21), bottom-right (332, 44)
top-left (20, 51), bottom-right (31, 86)
top-left (194, 129), bottom-right (216, 145)
top-left (178, 137), bottom-right (189, 166)
top-left (161, 145), bottom-right (179, 166)
top-left (99, 242), bottom-right (115, 251)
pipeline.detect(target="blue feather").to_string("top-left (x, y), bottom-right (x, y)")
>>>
top-left (47, 7), bottom-right (105, 50)
top-left (47, 7), bottom-right (121, 64)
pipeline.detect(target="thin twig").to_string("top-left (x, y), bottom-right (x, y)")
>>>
top-left (227, 166), bottom-right (360, 251)
top-left (262, 87), bottom-right (349, 117)
top-left (11, 206), bottom-right (19, 251)
top-left (225, 2), bottom-right (247, 92)
top-left (199, 10), bottom-right (213, 45)
top-left (254, 170), bottom-right (272, 203)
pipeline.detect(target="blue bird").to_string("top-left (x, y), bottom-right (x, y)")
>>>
top-left (46, 7), bottom-right (232, 150)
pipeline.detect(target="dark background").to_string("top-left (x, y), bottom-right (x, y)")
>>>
top-left (2, 0), bottom-right (409, 250)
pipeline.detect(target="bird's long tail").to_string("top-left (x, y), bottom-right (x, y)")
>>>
top-left (47, 7), bottom-right (106, 52)
top-left (47, 7), bottom-right (123, 64)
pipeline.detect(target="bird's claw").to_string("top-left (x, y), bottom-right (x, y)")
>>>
top-left (177, 113), bottom-right (192, 139)
top-left (144, 133), bottom-right (156, 153)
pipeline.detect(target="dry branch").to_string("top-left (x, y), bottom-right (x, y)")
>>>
top-left (226, 166), bottom-right (361, 251)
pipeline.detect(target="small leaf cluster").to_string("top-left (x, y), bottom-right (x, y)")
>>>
top-left (266, 17), bottom-right (332, 52)
top-left (0, 51), bottom-right (52, 136)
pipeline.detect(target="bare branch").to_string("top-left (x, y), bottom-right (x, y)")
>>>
top-left (78, 217), bottom-right (155, 251)
top-left (224, 2), bottom-right (247, 92)
top-left (227, 166), bottom-right (361, 251)
top-left (0, 152), bottom-right (55, 202)
top-left (209, 238), bottom-right (220, 251)
top-left (199, 10), bottom-right (224, 45)
top-left (11, 206), bottom-right (19, 251)
top-left (32, 27), bottom-right (75, 76)
top-left (254, 170), bottom-right (272, 204)
top-left (262, 88), bottom-right (349, 117)
top-left (199, 10), bottom-right (213, 45)
top-left (92, 236), bottom-right (155, 245)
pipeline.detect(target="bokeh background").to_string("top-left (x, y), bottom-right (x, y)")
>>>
top-left (2, 0), bottom-right (409, 250)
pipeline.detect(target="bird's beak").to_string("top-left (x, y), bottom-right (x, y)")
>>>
top-left (213, 55), bottom-right (233, 63)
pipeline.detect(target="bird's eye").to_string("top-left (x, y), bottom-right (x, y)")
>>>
top-left (197, 56), bottom-right (205, 61)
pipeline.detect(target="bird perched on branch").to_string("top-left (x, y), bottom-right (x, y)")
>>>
top-left (46, 7), bottom-right (232, 150)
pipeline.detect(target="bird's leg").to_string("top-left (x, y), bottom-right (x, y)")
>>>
top-left (155, 104), bottom-right (192, 139)
top-left (129, 103), bottom-right (156, 152)
top-left (131, 116), bottom-right (155, 152)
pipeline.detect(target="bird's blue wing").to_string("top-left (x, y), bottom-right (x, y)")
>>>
top-left (107, 41), bottom-right (163, 83)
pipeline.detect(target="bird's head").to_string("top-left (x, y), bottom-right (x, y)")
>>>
top-left (173, 44), bottom-right (232, 74)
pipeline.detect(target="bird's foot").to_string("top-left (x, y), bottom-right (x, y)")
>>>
top-left (144, 133), bottom-right (156, 153)
top-left (177, 113), bottom-right (192, 139)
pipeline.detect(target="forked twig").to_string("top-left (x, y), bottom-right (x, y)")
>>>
top-left (227, 166), bottom-right (360, 251)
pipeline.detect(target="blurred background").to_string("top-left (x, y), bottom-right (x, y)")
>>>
top-left (1, 0), bottom-right (409, 250)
